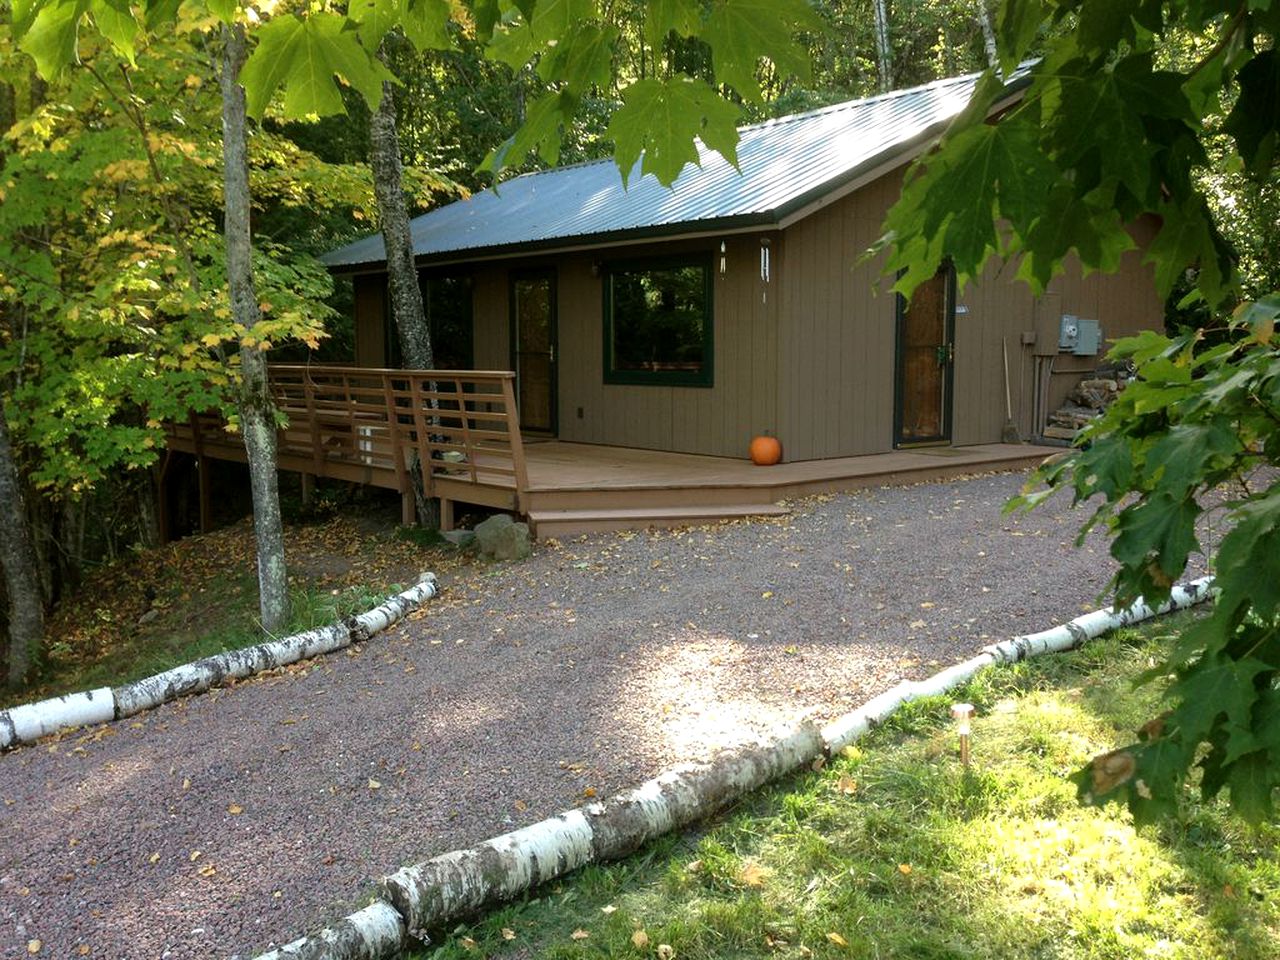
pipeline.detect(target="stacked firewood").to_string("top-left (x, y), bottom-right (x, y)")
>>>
top-left (1042, 363), bottom-right (1132, 440)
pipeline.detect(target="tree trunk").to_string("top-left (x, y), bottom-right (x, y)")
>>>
top-left (872, 0), bottom-right (892, 93)
top-left (976, 0), bottom-right (998, 71)
top-left (220, 23), bottom-right (290, 632)
top-left (370, 51), bottom-right (440, 529)
top-left (0, 405), bottom-right (44, 689)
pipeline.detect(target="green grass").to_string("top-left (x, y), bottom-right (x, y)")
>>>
top-left (412, 620), bottom-right (1280, 960)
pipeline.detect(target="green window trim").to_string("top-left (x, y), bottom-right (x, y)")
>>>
top-left (602, 254), bottom-right (714, 388)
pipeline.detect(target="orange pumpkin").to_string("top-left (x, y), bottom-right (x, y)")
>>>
top-left (749, 435), bottom-right (782, 466)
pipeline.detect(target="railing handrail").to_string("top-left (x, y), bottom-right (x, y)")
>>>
top-left (266, 364), bottom-right (529, 517)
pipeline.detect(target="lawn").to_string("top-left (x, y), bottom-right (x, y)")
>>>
top-left (416, 619), bottom-right (1280, 960)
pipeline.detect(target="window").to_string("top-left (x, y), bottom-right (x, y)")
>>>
top-left (384, 271), bottom-right (474, 370)
top-left (603, 257), bottom-right (713, 386)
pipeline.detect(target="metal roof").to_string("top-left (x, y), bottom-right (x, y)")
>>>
top-left (323, 68), bottom-right (1023, 271)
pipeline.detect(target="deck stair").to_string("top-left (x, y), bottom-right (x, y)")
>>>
top-left (528, 502), bottom-right (790, 538)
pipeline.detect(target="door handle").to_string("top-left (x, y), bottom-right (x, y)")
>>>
top-left (936, 343), bottom-right (954, 366)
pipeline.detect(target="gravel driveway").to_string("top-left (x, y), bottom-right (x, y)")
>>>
top-left (0, 469), bottom-right (1211, 959)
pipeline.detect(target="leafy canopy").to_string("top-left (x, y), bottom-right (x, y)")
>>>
top-left (880, 0), bottom-right (1280, 823)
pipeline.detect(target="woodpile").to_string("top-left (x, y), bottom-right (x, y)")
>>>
top-left (1042, 364), bottom-right (1131, 441)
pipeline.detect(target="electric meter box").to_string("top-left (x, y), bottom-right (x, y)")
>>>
top-left (1073, 318), bottom-right (1102, 356)
top-left (1059, 314), bottom-right (1080, 350)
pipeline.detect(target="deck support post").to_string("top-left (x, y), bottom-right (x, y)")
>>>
top-left (400, 488), bottom-right (416, 526)
top-left (196, 456), bottom-right (213, 533)
top-left (439, 497), bottom-right (454, 531)
top-left (300, 472), bottom-right (314, 509)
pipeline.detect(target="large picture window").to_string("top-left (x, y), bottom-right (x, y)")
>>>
top-left (603, 257), bottom-right (713, 386)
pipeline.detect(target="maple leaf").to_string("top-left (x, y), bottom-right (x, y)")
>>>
top-left (570, 929), bottom-right (590, 941)
top-left (738, 860), bottom-right (769, 887)
top-left (826, 932), bottom-right (849, 947)
top-left (632, 929), bottom-right (650, 948)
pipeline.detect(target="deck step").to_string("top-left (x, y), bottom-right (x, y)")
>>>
top-left (528, 503), bottom-right (790, 538)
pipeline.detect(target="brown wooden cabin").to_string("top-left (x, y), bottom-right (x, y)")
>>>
top-left (171, 70), bottom-right (1163, 539)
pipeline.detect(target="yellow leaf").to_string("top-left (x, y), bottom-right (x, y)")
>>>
top-left (570, 929), bottom-right (590, 941)
top-left (513, 799), bottom-right (527, 812)
top-left (368, 779), bottom-right (381, 790)
top-left (738, 860), bottom-right (769, 887)
top-left (601, 904), bottom-right (617, 914)
top-left (632, 930), bottom-right (650, 949)
top-left (826, 932), bottom-right (848, 947)
top-left (182, 778), bottom-right (191, 790)
top-left (189, 850), bottom-right (203, 862)
top-left (227, 803), bottom-right (244, 815)
top-left (834, 774), bottom-right (858, 795)
top-left (148, 852), bottom-right (160, 864)
top-left (27, 940), bottom-right (41, 955)
top-left (77, 947), bottom-right (90, 956)
top-left (583, 786), bottom-right (597, 798)
top-left (898, 863), bottom-right (913, 875)
top-left (761, 591), bottom-right (774, 599)
top-left (501, 928), bottom-right (516, 941)
top-left (201, 333), bottom-right (222, 347)
top-left (657, 945), bottom-right (675, 960)
top-left (459, 937), bottom-right (476, 950)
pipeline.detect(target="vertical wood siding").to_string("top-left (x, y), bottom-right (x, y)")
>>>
top-left (353, 274), bottom-right (387, 368)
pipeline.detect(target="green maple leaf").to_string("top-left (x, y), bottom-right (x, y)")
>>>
top-left (1018, 185), bottom-right (1134, 289)
top-left (1075, 0), bottom-right (1142, 55)
top-left (400, 0), bottom-right (453, 51)
top-left (643, 0), bottom-right (702, 49)
top-left (1215, 489), bottom-right (1280, 620)
top-left (1073, 435), bottom-right (1133, 501)
top-left (1224, 49), bottom-right (1280, 177)
top-left (205, 0), bottom-right (237, 24)
top-left (20, 0), bottom-right (90, 78)
top-left (703, 0), bottom-right (819, 102)
top-left (1145, 196), bottom-right (1231, 305)
top-left (240, 12), bottom-right (396, 121)
top-left (480, 89), bottom-right (575, 173)
top-left (89, 0), bottom-right (138, 62)
top-left (350, 0), bottom-right (399, 49)
top-left (528, 0), bottom-right (597, 41)
top-left (605, 76), bottom-right (741, 187)
top-left (1225, 750), bottom-right (1277, 823)
top-left (1111, 491), bottom-right (1200, 580)
top-left (995, 0), bottom-right (1045, 76)
top-left (536, 22), bottom-right (617, 93)
top-left (1143, 420), bottom-right (1241, 499)
top-left (1169, 654), bottom-right (1270, 747)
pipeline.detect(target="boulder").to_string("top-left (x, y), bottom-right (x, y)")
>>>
top-left (473, 514), bottom-right (532, 561)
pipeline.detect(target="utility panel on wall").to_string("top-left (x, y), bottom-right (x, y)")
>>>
top-left (1059, 315), bottom-right (1102, 356)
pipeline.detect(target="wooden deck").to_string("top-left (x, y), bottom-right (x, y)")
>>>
top-left (162, 364), bottom-right (1058, 538)
top-left (519, 441), bottom-right (1058, 537)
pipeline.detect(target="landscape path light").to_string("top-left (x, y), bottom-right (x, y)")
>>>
top-left (951, 702), bottom-right (975, 767)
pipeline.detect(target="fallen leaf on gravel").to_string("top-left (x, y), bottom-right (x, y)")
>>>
top-left (198, 864), bottom-right (217, 877)
top-left (738, 861), bottom-right (769, 887)
top-left (601, 904), bottom-right (617, 914)
top-left (632, 930), bottom-right (650, 948)
top-left (826, 932), bottom-right (848, 947)
top-left (182, 778), bottom-right (191, 790)
top-left (570, 929), bottom-right (590, 941)
top-left (501, 928), bottom-right (516, 941)
top-left (189, 850), bottom-right (202, 862)
top-left (513, 799), bottom-right (528, 812)
top-left (761, 591), bottom-right (773, 599)
top-left (920, 602), bottom-right (935, 609)
top-left (583, 786), bottom-right (597, 798)
top-left (227, 804), bottom-right (244, 815)
top-left (148, 852), bottom-right (160, 864)
top-left (834, 775), bottom-right (858, 795)
top-left (412, 741), bottom-right (422, 751)
top-left (368, 779), bottom-right (381, 790)
top-left (26, 940), bottom-right (40, 955)
top-left (77, 947), bottom-right (89, 956)
top-left (909, 619), bottom-right (926, 629)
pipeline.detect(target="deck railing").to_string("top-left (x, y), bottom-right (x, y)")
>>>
top-left (268, 364), bottom-right (529, 511)
top-left (165, 365), bottom-right (529, 527)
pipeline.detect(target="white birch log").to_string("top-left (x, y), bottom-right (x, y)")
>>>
top-left (823, 577), bottom-right (1215, 755)
top-left (254, 900), bottom-right (406, 960)
top-left (0, 688), bottom-right (116, 751)
top-left (380, 723), bottom-right (824, 938)
top-left (0, 575), bottom-right (440, 750)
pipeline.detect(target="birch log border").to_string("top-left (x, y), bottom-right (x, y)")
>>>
top-left (252, 576), bottom-right (1214, 960)
top-left (0, 573), bottom-right (439, 751)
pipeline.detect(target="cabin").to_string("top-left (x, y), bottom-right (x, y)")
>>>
top-left (167, 70), bottom-right (1163, 538)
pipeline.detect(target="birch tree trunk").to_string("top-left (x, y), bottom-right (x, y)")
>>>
top-left (220, 23), bottom-right (290, 632)
top-left (0, 404), bottom-right (44, 688)
top-left (370, 51), bottom-right (439, 529)
top-left (872, 0), bottom-right (892, 94)
top-left (976, 0), bottom-right (998, 71)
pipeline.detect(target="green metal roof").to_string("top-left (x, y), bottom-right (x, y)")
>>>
top-left (323, 69), bottom-right (1025, 271)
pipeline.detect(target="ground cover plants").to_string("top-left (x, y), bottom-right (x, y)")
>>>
top-left (419, 619), bottom-right (1280, 960)
top-left (3, 489), bottom-right (471, 707)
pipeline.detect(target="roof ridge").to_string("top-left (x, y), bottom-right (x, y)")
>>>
top-left (735, 70), bottom-right (981, 134)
